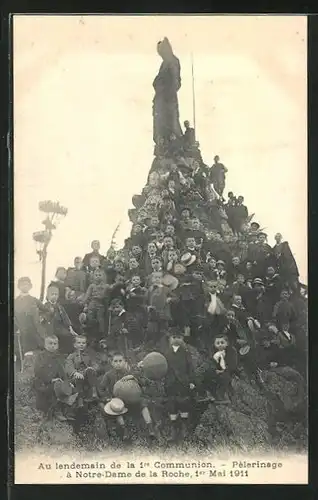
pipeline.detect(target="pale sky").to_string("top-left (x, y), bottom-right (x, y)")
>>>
top-left (13, 15), bottom-right (307, 297)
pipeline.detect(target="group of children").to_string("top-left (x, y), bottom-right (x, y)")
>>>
top-left (14, 122), bottom-right (307, 445)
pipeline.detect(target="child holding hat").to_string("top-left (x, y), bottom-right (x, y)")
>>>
top-left (98, 352), bottom-right (131, 440)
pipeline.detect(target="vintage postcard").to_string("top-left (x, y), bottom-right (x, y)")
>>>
top-left (13, 14), bottom-right (308, 484)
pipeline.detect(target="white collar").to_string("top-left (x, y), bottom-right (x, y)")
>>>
top-left (172, 345), bottom-right (180, 352)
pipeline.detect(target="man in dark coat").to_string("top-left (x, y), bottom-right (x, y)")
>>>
top-left (273, 233), bottom-right (299, 290)
top-left (183, 120), bottom-right (196, 148)
top-left (253, 233), bottom-right (273, 277)
top-left (14, 277), bottom-right (46, 357)
top-left (231, 196), bottom-right (248, 235)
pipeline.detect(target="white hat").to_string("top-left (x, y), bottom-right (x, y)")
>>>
top-left (162, 273), bottom-right (179, 290)
top-left (104, 398), bottom-right (128, 416)
top-left (180, 252), bottom-right (196, 267)
top-left (239, 344), bottom-right (251, 356)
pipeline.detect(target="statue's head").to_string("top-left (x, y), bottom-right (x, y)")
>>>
top-left (157, 37), bottom-right (174, 60)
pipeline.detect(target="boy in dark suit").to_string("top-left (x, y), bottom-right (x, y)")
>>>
top-left (162, 328), bottom-right (196, 442)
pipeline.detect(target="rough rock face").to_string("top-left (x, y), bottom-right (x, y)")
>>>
top-left (194, 404), bottom-right (271, 451)
top-left (261, 366), bottom-right (306, 414)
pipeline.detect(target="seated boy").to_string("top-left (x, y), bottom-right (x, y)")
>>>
top-left (98, 352), bottom-right (131, 439)
top-left (98, 352), bottom-right (157, 440)
top-left (65, 334), bottom-right (99, 406)
top-left (33, 335), bottom-right (77, 420)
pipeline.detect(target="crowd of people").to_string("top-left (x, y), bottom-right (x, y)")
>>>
top-left (14, 121), bottom-right (307, 446)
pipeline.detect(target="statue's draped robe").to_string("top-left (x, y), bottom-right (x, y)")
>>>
top-left (153, 56), bottom-right (183, 143)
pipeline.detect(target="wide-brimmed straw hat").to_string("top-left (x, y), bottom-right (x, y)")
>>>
top-left (180, 252), bottom-right (196, 267)
top-left (104, 398), bottom-right (128, 416)
top-left (239, 344), bottom-right (251, 356)
top-left (162, 273), bottom-right (179, 290)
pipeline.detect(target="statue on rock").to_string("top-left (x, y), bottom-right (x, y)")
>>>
top-left (153, 37), bottom-right (183, 144)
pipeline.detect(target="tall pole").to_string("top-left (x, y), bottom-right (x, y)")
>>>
top-left (40, 238), bottom-right (49, 302)
top-left (191, 52), bottom-right (196, 141)
top-left (39, 229), bottom-right (52, 302)
top-left (39, 242), bottom-right (48, 302)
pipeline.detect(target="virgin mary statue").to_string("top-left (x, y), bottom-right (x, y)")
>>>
top-left (152, 37), bottom-right (183, 144)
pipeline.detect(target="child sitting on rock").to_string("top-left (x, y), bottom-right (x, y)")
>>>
top-left (65, 334), bottom-right (99, 407)
top-left (33, 335), bottom-right (77, 420)
top-left (98, 351), bottom-right (131, 439)
top-left (99, 352), bottom-right (159, 441)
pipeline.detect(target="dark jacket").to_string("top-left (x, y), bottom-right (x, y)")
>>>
top-left (273, 300), bottom-right (297, 328)
top-left (33, 350), bottom-right (66, 390)
top-left (163, 344), bottom-right (195, 397)
top-left (48, 280), bottom-right (67, 305)
top-left (40, 301), bottom-right (73, 354)
top-left (125, 286), bottom-right (147, 313)
top-left (146, 285), bottom-right (171, 320)
top-left (212, 346), bottom-right (238, 374)
top-left (65, 268), bottom-right (87, 294)
top-left (83, 251), bottom-right (106, 270)
top-left (273, 241), bottom-right (299, 280)
top-left (98, 367), bottom-right (130, 400)
top-left (14, 294), bottom-right (46, 353)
